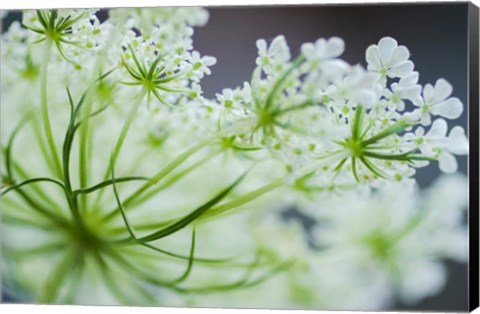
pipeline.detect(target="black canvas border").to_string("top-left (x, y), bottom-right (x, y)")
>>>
top-left (469, 1), bottom-right (479, 312)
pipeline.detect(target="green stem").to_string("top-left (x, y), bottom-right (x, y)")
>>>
top-left (265, 54), bottom-right (305, 110)
top-left (7, 158), bottom-right (64, 213)
top-left (78, 117), bottom-right (91, 211)
top-left (101, 139), bottom-right (213, 223)
top-left (38, 250), bottom-right (77, 303)
top-left (40, 39), bottom-right (63, 179)
top-left (128, 149), bottom-right (218, 208)
top-left (111, 87), bottom-right (148, 169)
top-left (78, 49), bottom-right (119, 212)
top-left (72, 176), bottom-right (149, 197)
top-left (200, 178), bottom-right (284, 220)
top-left (93, 87), bottom-right (148, 207)
top-left (1, 177), bottom-right (64, 196)
top-left (32, 117), bottom-right (57, 174)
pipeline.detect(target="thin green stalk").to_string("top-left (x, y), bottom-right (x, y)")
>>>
top-left (1, 177), bottom-right (64, 196)
top-left (93, 87), bottom-right (148, 207)
top-left (64, 256), bottom-right (84, 304)
top-left (8, 185), bottom-right (69, 227)
top-left (7, 159), bottom-right (64, 213)
top-left (136, 176), bottom-right (246, 242)
top-left (40, 39), bottom-right (62, 178)
top-left (78, 117), bottom-right (92, 211)
top-left (200, 178), bottom-right (284, 220)
top-left (62, 95), bottom-right (87, 230)
top-left (265, 54), bottom-right (305, 110)
top-left (77, 48), bottom-right (120, 212)
top-left (32, 118), bottom-right (56, 174)
top-left (38, 250), bottom-right (77, 303)
top-left (101, 139), bottom-right (213, 223)
top-left (2, 212), bottom-right (54, 229)
top-left (111, 87), bottom-right (148, 170)
top-left (117, 240), bottom-right (238, 265)
top-left (3, 242), bottom-right (66, 257)
top-left (3, 143), bottom-right (67, 225)
top-left (72, 176), bottom-right (149, 197)
top-left (128, 149), bottom-right (218, 208)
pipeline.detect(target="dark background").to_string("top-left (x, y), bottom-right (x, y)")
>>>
top-left (1, 3), bottom-right (471, 311)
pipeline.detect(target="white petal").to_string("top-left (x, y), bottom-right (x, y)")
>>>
top-left (447, 126), bottom-right (469, 155)
top-left (423, 84), bottom-right (435, 102)
top-left (428, 118), bottom-right (448, 138)
top-left (420, 113), bottom-right (432, 126)
top-left (432, 79), bottom-right (453, 103)
top-left (301, 43), bottom-right (316, 60)
top-left (352, 89), bottom-right (376, 107)
top-left (325, 37), bottom-right (345, 58)
top-left (345, 65), bottom-right (365, 86)
top-left (365, 45), bottom-right (381, 69)
top-left (431, 97), bottom-right (463, 119)
top-left (203, 56), bottom-right (217, 66)
top-left (383, 88), bottom-right (393, 97)
top-left (270, 35), bottom-right (290, 61)
top-left (439, 152), bottom-right (458, 173)
top-left (411, 160), bottom-right (430, 168)
top-left (390, 45), bottom-right (410, 66)
top-left (415, 127), bottom-right (425, 136)
top-left (403, 109), bottom-right (421, 123)
top-left (404, 132), bottom-right (416, 141)
top-left (378, 37), bottom-right (398, 64)
top-left (388, 61), bottom-right (414, 78)
top-left (314, 38), bottom-right (328, 57)
top-left (321, 60), bottom-right (349, 77)
top-left (420, 144), bottom-right (434, 156)
top-left (256, 39), bottom-right (267, 55)
top-left (399, 71), bottom-right (419, 87)
top-left (401, 85), bottom-right (422, 101)
top-left (399, 261), bottom-right (445, 302)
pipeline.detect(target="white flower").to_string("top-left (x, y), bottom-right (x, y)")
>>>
top-left (186, 51), bottom-right (217, 81)
top-left (413, 78), bottom-right (463, 126)
top-left (301, 37), bottom-right (349, 75)
top-left (366, 37), bottom-right (414, 84)
top-left (301, 37), bottom-right (345, 60)
top-left (256, 35), bottom-right (291, 76)
top-left (383, 71), bottom-right (422, 111)
top-left (405, 118), bottom-right (468, 173)
top-left (326, 65), bottom-right (379, 108)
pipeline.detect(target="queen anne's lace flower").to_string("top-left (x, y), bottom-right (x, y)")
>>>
top-left (413, 78), bottom-right (464, 126)
top-left (383, 72), bottom-right (422, 111)
top-left (256, 35), bottom-right (291, 76)
top-left (22, 9), bottom-right (100, 66)
top-left (366, 37), bottom-right (414, 84)
top-left (405, 119), bottom-right (468, 173)
top-left (1, 8), bottom-right (469, 310)
top-left (118, 34), bottom-right (215, 108)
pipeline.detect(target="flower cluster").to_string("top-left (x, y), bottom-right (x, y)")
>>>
top-left (214, 35), bottom-right (468, 188)
top-left (0, 7), bottom-right (469, 311)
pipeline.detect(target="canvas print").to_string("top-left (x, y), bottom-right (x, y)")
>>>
top-left (0, 3), bottom-right (477, 311)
